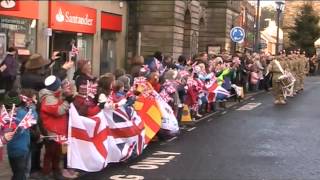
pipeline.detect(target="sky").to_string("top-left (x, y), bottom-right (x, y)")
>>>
top-left (249, 0), bottom-right (285, 8)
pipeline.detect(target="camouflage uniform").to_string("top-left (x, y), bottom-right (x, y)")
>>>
top-left (296, 54), bottom-right (306, 91)
top-left (268, 58), bottom-right (288, 104)
top-left (287, 54), bottom-right (298, 95)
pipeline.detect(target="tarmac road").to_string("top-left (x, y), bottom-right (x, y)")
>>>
top-left (79, 76), bottom-right (320, 180)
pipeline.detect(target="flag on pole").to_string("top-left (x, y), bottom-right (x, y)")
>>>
top-left (17, 109), bottom-right (36, 129)
top-left (70, 44), bottom-right (79, 57)
top-left (55, 135), bottom-right (68, 144)
top-left (0, 105), bottom-right (10, 127)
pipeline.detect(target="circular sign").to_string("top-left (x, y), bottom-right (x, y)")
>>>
top-left (230, 27), bottom-right (245, 43)
top-left (0, 0), bottom-right (16, 9)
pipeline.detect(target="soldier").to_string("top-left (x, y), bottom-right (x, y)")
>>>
top-left (292, 50), bottom-right (301, 93)
top-left (296, 50), bottom-right (306, 92)
top-left (287, 51), bottom-right (298, 96)
top-left (302, 51), bottom-right (310, 77)
top-left (268, 55), bottom-right (288, 105)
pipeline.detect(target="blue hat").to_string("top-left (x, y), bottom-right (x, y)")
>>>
top-left (45, 75), bottom-right (61, 92)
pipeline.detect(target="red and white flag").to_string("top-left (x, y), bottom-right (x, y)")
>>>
top-left (0, 105), bottom-right (10, 127)
top-left (68, 103), bottom-right (146, 172)
top-left (17, 109), bottom-right (36, 129)
top-left (55, 135), bottom-right (68, 144)
top-left (70, 44), bottom-right (79, 57)
top-left (86, 81), bottom-right (98, 98)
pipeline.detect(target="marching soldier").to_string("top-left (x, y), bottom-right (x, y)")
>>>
top-left (296, 50), bottom-right (306, 92)
top-left (287, 51), bottom-right (298, 96)
top-left (302, 51), bottom-right (310, 78)
top-left (268, 55), bottom-right (288, 105)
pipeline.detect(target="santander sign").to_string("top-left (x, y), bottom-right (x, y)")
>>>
top-left (49, 1), bottom-right (96, 34)
top-left (55, 8), bottom-right (93, 26)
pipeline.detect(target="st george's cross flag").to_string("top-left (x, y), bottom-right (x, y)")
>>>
top-left (68, 104), bottom-right (113, 172)
top-left (68, 104), bottom-right (146, 172)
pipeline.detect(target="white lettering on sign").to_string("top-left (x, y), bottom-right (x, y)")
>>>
top-left (129, 151), bottom-right (181, 170)
top-left (56, 8), bottom-right (93, 26)
top-left (152, 151), bottom-right (181, 156)
top-left (109, 175), bottom-right (144, 180)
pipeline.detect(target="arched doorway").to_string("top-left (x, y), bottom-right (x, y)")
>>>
top-left (183, 10), bottom-right (192, 58)
top-left (198, 17), bottom-right (206, 53)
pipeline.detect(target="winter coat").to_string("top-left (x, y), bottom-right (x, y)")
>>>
top-left (7, 105), bottom-right (38, 157)
top-left (0, 54), bottom-right (17, 79)
top-left (39, 89), bottom-right (69, 136)
top-left (73, 95), bottom-right (100, 117)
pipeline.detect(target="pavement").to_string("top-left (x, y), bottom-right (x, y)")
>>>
top-left (77, 76), bottom-right (320, 180)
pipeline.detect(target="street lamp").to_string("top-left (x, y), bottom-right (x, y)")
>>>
top-left (276, 1), bottom-right (285, 55)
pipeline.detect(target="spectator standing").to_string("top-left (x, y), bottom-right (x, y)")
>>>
top-left (39, 75), bottom-right (69, 179)
top-left (0, 47), bottom-right (18, 92)
top-left (74, 60), bottom-right (96, 91)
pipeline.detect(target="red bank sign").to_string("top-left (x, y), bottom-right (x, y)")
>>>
top-left (49, 1), bottom-right (97, 34)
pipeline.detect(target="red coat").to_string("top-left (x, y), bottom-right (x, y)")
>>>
top-left (39, 89), bottom-right (68, 136)
top-left (73, 95), bottom-right (100, 117)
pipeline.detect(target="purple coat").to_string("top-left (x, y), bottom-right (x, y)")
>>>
top-left (1, 54), bottom-right (17, 78)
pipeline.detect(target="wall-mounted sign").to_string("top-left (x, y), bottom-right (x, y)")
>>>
top-left (101, 12), bottom-right (122, 32)
top-left (49, 1), bottom-right (97, 34)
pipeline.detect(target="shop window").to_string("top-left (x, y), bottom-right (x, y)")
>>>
top-left (100, 30), bottom-right (117, 75)
top-left (0, 16), bottom-right (37, 61)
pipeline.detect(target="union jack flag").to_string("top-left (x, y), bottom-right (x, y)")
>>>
top-left (17, 109), bottom-right (37, 129)
top-left (70, 44), bottom-right (79, 57)
top-left (133, 77), bottom-right (147, 85)
top-left (0, 105), bottom-right (10, 127)
top-left (159, 90), bottom-right (172, 103)
top-left (86, 81), bottom-right (98, 98)
top-left (55, 135), bottom-right (68, 144)
top-left (179, 70), bottom-right (189, 78)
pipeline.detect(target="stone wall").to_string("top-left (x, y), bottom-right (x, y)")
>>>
top-left (127, 0), bottom-right (250, 61)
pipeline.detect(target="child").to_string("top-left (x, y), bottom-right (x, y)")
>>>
top-left (39, 75), bottom-right (70, 179)
top-left (97, 73), bottom-right (115, 109)
top-left (73, 81), bottom-right (100, 117)
top-left (112, 80), bottom-right (126, 104)
top-left (6, 89), bottom-right (38, 180)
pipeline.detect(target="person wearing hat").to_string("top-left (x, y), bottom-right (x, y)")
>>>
top-left (39, 75), bottom-right (70, 179)
top-left (0, 47), bottom-right (18, 92)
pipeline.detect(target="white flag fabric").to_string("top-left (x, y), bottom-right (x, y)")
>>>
top-left (67, 104), bottom-right (146, 172)
top-left (154, 92), bottom-right (179, 134)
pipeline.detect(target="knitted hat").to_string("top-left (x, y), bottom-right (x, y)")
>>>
top-left (4, 91), bottom-right (21, 107)
top-left (45, 75), bottom-right (61, 92)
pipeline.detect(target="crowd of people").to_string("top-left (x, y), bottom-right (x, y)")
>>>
top-left (0, 47), bottom-right (318, 180)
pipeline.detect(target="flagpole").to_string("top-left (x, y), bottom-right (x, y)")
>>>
top-left (8, 104), bottom-right (15, 128)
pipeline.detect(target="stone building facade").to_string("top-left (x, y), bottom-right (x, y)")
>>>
top-left (127, 0), bottom-right (255, 60)
top-left (283, 1), bottom-right (320, 49)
